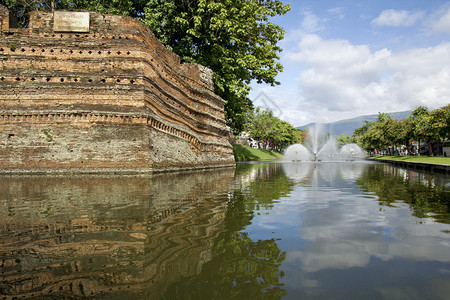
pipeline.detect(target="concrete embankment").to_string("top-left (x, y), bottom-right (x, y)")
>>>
top-left (367, 158), bottom-right (450, 174)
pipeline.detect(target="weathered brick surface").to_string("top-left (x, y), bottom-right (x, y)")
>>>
top-left (0, 7), bottom-right (235, 172)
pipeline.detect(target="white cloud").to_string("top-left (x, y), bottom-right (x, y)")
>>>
top-left (301, 11), bottom-right (325, 33)
top-left (387, 44), bottom-right (450, 107)
top-left (279, 163), bottom-right (450, 275)
top-left (278, 34), bottom-right (450, 125)
top-left (372, 9), bottom-right (424, 27)
top-left (251, 4), bottom-right (450, 127)
top-left (327, 7), bottom-right (345, 20)
top-left (285, 33), bottom-right (391, 112)
top-left (428, 6), bottom-right (450, 35)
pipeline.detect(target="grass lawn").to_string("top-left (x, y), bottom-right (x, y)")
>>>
top-left (371, 155), bottom-right (450, 165)
top-left (233, 144), bottom-right (283, 162)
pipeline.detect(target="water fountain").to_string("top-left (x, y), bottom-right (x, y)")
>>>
top-left (283, 125), bottom-right (365, 162)
top-left (340, 143), bottom-right (366, 159)
top-left (282, 144), bottom-right (313, 162)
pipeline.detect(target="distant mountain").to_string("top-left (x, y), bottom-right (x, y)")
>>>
top-left (297, 110), bottom-right (412, 136)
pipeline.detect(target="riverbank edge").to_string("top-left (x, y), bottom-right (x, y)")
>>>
top-left (366, 157), bottom-right (450, 174)
top-left (0, 163), bottom-right (237, 176)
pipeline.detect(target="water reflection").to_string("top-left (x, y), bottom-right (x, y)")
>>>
top-left (282, 161), bottom-right (368, 183)
top-left (356, 163), bottom-right (450, 224)
top-left (160, 164), bottom-right (293, 299)
top-left (0, 169), bottom-right (234, 299)
top-left (260, 162), bottom-right (449, 299)
top-left (1, 162), bottom-right (449, 299)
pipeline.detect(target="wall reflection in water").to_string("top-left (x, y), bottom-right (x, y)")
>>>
top-left (0, 168), bottom-right (234, 299)
top-left (1, 162), bottom-right (449, 300)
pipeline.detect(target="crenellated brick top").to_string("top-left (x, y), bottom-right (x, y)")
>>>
top-left (0, 6), bottom-right (215, 91)
top-left (0, 5), bottom-right (227, 134)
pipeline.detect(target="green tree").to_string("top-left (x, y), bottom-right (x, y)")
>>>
top-left (246, 107), bottom-right (275, 148)
top-left (1, 0), bottom-right (145, 27)
top-left (360, 113), bottom-right (392, 152)
top-left (1, 0), bottom-right (59, 27)
top-left (410, 106), bottom-right (430, 155)
top-left (353, 113), bottom-right (399, 154)
top-left (271, 119), bottom-right (301, 150)
top-left (352, 120), bottom-right (374, 151)
top-left (70, 0), bottom-right (145, 17)
top-left (352, 105), bottom-right (449, 156)
top-left (429, 104), bottom-right (450, 142)
top-left (409, 105), bottom-right (450, 156)
top-left (246, 107), bottom-right (299, 150)
top-left (385, 118), bottom-right (407, 155)
top-left (395, 118), bottom-right (413, 151)
top-left (142, 0), bottom-right (290, 134)
top-left (377, 113), bottom-right (396, 147)
top-left (335, 134), bottom-right (353, 147)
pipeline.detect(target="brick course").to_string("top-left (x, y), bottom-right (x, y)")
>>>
top-left (0, 7), bottom-right (235, 172)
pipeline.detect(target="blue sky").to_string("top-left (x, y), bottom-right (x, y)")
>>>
top-left (249, 0), bottom-right (450, 127)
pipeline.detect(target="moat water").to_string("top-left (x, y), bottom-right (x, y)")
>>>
top-left (1, 162), bottom-right (449, 299)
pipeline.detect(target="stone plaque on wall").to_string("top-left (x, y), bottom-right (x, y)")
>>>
top-left (54, 11), bottom-right (90, 32)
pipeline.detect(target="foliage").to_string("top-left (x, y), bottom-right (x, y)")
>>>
top-left (297, 128), bottom-right (308, 143)
top-left (367, 113), bottom-right (398, 151)
top-left (409, 106), bottom-right (431, 153)
top-left (408, 105), bottom-right (450, 155)
top-left (70, 0), bottom-right (145, 17)
top-left (1, 0), bottom-right (146, 26)
top-left (352, 120), bottom-right (374, 149)
top-left (246, 107), bottom-right (301, 150)
top-left (246, 107), bottom-right (276, 143)
top-left (352, 104), bottom-right (450, 155)
top-left (141, 0), bottom-right (290, 135)
top-left (395, 118), bottom-right (413, 146)
top-left (335, 134), bottom-right (353, 147)
top-left (427, 104), bottom-right (450, 143)
top-left (2, 0), bottom-right (56, 27)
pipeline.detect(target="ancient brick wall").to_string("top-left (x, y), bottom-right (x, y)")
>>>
top-left (0, 7), bottom-right (235, 172)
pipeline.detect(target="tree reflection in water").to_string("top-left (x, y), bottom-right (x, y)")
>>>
top-left (160, 162), bottom-right (450, 300)
top-left (356, 163), bottom-right (450, 224)
top-left (1, 162), bottom-right (448, 299)
top-left (160, 163), bottom-right (295, 299)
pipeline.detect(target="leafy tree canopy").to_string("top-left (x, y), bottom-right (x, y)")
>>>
top-left (246, 107), bottom-right (300, 150)
top-left (142, 0), bottom-right (290, 135)
top-left (1, 0), bottom-right (145, 26)
top-left (335, 134), bottom-right (353, 147)
top-left (352, 104), bottom-right (450, 155)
